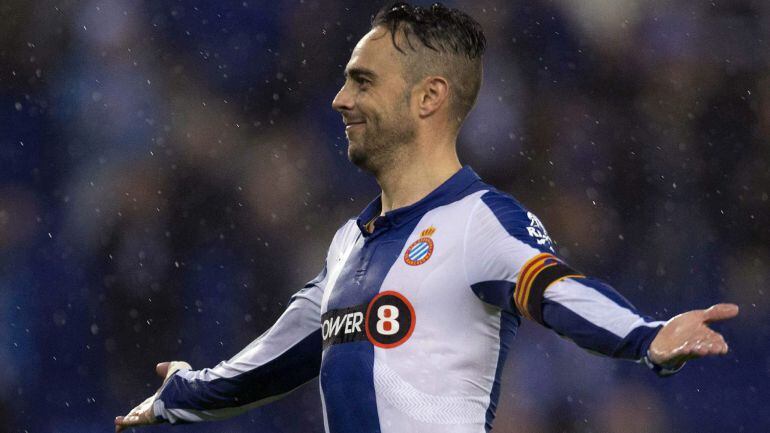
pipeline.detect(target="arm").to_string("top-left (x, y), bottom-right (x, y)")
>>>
top-left (515, 255), bottom-right (665, 362)
top-left (466, 191), bottom-right (737, 375)
top-left (515, 256), bottom-right (737, 373)
top-left (115, 268), bottom-right (326, 431)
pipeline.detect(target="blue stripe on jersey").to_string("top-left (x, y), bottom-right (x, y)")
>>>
top-left (617, 323), bottom-right (663, 360)
top-left (320, 342), bottom-right (381, 433)
top-left (485, 310), bottom-right (519, 432)
top-left (470, 280), bottom-right (517, 314)
top-left (541, 300), bottom-right (661, 360)
top-left (159, 329), bottom-right (322, 410)
top-left (554, 277), bottom-right (661, 359)
top-left (480, 190), bottom-right (553, 253)
top-left (540, 301), bottom-right (623, 355)
top-left (321, 166), bottom-right (487, 433)
top-left (322, 236), bottom-right (420, 433)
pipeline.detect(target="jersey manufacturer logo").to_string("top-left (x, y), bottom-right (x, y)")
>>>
top-left (321, 291), bottom-right (416, 349)
top-left (526, 212), bottom-right (554, 251)
top-left (404, 226), bottom-right (436, 266)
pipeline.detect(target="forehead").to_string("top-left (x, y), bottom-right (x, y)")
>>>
top-left (345, 27), bottom-right (405, 78)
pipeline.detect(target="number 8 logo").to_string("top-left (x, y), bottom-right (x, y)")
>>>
top-left (365, 291), bottom-right (415, 348)
top-left (377, 305), bottom-right (400, 335)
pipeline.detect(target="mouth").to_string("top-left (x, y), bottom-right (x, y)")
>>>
top-left (344, 120), bottom-right (366, 130)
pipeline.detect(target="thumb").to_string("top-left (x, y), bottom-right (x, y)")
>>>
top-left (701, 303), bottom-right (739, 323)
top-left (156, 362), bottom-right (170, 378)
top-left (157, 360), bottom-right (192, 381)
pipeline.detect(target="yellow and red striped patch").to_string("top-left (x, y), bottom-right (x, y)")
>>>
top-left (514, 253), bottom-right (583, 321)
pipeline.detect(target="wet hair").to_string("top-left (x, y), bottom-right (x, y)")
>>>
top-left (372, 2), bottom-right (486, 127)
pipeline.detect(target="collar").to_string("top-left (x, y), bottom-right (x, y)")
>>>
top-left (355, 166), bottom-right (481, 236)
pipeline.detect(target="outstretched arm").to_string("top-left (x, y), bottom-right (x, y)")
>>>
top-left (114, 268), bottom-right (327, 431)
top-left (512, 253), bottom-right (739, 374)
top-left (465, 192), bottom-right (738, 375)
top-left (510, 253), bottom-right (738, 373)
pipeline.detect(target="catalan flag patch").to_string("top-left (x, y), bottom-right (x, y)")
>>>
top-left (514, 253), bottom-right (584, 324)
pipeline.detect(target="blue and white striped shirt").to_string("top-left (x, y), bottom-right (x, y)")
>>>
top-left (153, 166), bottom-right (673, 432)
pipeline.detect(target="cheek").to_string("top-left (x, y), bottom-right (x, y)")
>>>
top-left (354, 92), bottom-right (372, 112)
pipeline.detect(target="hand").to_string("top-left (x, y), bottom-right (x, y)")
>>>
top-left (648, 303), bottom-right (739, 367)
top-left (115, 361), bottom-right (192, 432)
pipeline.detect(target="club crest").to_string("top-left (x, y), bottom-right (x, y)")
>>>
top-left (404, 226), bottom-right (436, 266)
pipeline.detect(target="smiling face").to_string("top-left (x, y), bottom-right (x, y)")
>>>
top-left (331, 27), bottom-right (417, 174)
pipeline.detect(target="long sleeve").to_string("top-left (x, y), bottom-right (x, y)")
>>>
top-left (515, 254), bottom-right (664, 360)
top-left (152, 267), bottom-right (327, 424)
top-left (465, 189), bottom-right (678, 374)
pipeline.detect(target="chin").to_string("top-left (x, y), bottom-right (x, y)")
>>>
top-left (347, 143), bottom-right (376, 171)
top-left (348, 146), bottom-right (367, 168)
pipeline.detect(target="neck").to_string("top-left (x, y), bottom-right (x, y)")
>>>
top-left (375, 138), bottom-right (462, 214)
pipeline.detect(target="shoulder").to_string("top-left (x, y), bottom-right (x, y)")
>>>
top-left (470, 187), bottom-right (555, 253)
top-left (475, 188), bottom-right (535, 231)
top-left (328, 219), bottom-right (359, 252)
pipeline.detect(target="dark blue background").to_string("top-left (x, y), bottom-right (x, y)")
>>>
top-left (1, 0), bottom-right (768, 432)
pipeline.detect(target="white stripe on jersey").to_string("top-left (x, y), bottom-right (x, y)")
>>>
top-left (374, 362), bottom-right (488, 425)
top-left (545, 278), bottom-right (665, 338)
top-left (371, 191), bottom-right (495, 433)
top-left (320, 221), bottom-right (361, 314)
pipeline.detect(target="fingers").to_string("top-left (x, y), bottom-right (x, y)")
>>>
top-left (115, 394), bottom-right (157, 432)
top-left (115, 410), bottom-right (148, 432)
top-left (114, 411), bottom-right (153, 432)
top-left (115, 413), bottom-right (147, 432)
top-left (115, 361), bottom-right (190, 431)
top-left (678, 330), bottom-right (729, 359)
top-left (701, 303), bottom-right (739, 323)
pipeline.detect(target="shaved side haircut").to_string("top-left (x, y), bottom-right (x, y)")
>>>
top-left (372, 2), bottom-right (487, 129)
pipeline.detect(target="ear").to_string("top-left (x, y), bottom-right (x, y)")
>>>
top-left (417, 76), bottom-right (449, 118)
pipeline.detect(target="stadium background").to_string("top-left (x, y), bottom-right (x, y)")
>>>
top-left (1, 0), bottom-right (768, 431)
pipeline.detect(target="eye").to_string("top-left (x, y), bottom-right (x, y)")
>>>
top-left (357, 77), bottom-right (371, 90)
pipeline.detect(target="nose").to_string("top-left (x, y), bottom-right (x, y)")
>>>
top-left (332, 82), bottom-right (354, 113)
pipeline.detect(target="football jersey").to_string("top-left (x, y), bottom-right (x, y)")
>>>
top-left (153, 166), bottom-right (676, 432)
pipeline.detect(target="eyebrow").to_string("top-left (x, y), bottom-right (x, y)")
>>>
top-left (343, 67), bottom-right (377, 80)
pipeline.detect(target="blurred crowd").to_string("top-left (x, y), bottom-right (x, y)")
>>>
top-left (1, 0), bottom-right (768, 432)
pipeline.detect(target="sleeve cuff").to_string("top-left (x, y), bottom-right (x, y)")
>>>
top-left (642, 349), bottom-right (686, 377)
top-left (153, 397), bottom-right (170, 422)
top-left (636, 323), bottom-right (686, 377)
top-left (152, 367), bottom-right (190, 424)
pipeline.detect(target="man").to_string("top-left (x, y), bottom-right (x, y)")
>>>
top-left (115, 3), bottom-right (738, 432)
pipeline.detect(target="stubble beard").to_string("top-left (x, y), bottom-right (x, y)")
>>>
top-left (347, 108), bottom-right (417, 175)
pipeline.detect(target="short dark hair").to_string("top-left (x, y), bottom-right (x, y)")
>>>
top-left (372, 2), bottom-right (486, 127)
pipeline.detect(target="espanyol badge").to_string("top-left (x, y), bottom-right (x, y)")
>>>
top-left (404, 226), bottom-right (436, 266)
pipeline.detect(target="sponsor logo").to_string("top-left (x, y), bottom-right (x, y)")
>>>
top-left (365, 291), bottom-right (416, 348)
top-left (321, 291), bottom-right (416, 349)
top-left (404, 226), bottom-right (436, 266)
top-left (321, 304), bottom-right (368, 348)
